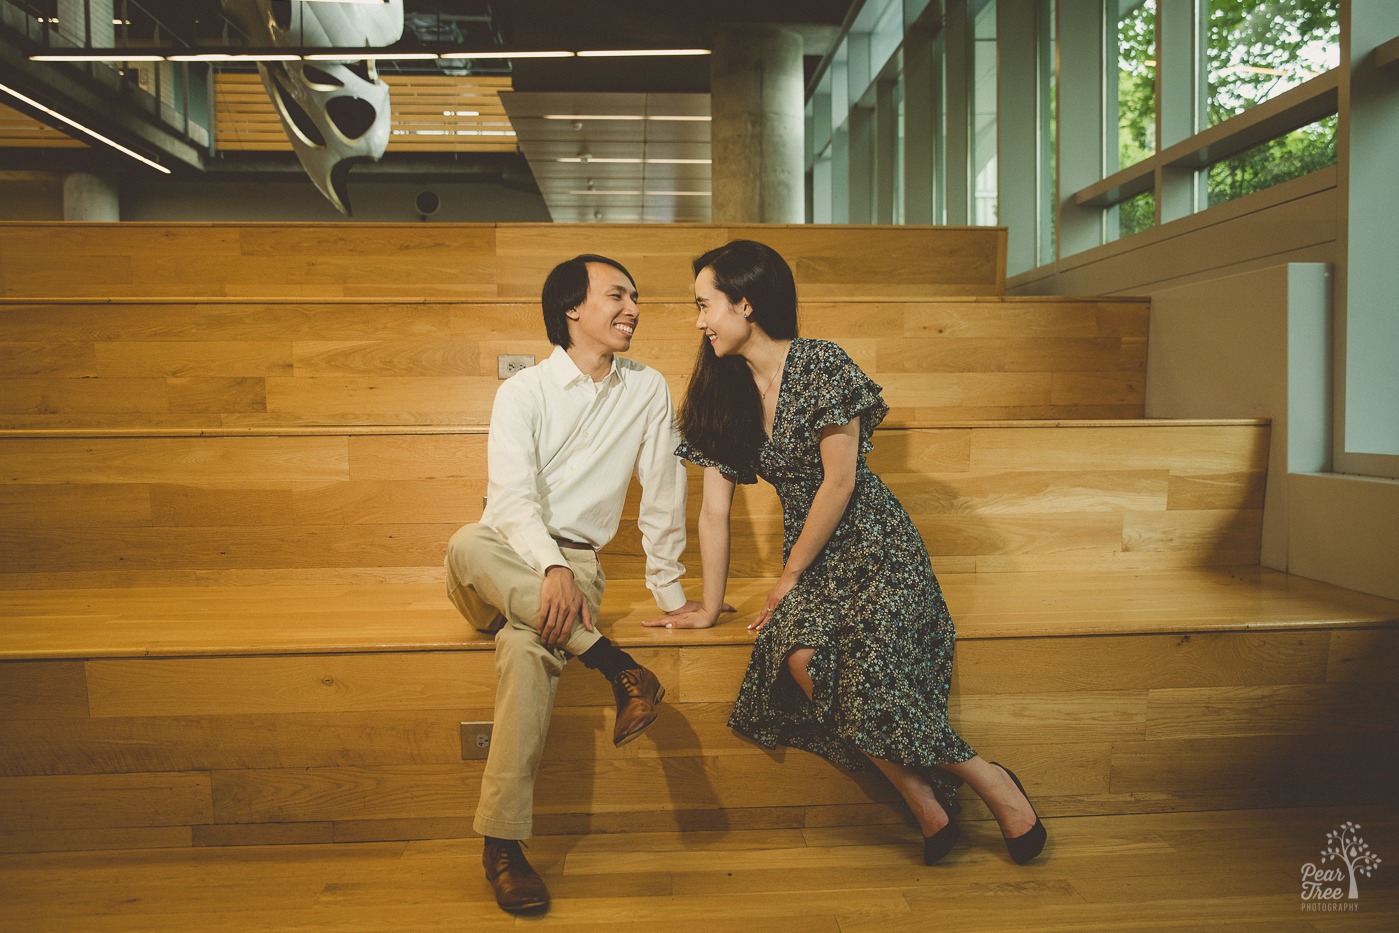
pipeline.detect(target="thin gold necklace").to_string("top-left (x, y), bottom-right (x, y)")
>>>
top-left (758, 342), bottom-right (791, 400)
top-left (759, 362), bottom-right (783, 400)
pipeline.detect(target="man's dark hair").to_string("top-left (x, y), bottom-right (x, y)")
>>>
top-left (541, 254), bottom-right (637, 348)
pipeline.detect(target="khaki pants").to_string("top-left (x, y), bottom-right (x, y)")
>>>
top-left (444, 523), bottom-right (605, 840)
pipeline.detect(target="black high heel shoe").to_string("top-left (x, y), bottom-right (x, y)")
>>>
top-left (992, 762), bottom-right (1046, 864)
top-left (922, 819), bottom-right (961, 865)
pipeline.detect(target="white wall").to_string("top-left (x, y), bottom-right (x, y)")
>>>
top-left (1289, 472), bottom-right (1399, 599)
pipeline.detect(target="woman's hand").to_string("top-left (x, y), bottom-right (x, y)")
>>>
top-left (641, 599), bottom-right (734, 629)
top-left (750, 574), bottom-right (799, 632)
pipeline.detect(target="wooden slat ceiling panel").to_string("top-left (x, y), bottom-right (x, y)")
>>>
top-left (0, 103), bottom-right (89, 149)
top-left (213, 73), bottom-right (517, 153)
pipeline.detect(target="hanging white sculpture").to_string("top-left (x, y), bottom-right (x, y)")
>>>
top-left (221, 0), bottom-right (404, 215)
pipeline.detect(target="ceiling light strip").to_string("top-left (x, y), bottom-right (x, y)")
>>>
top-left (566, 190), bottom-right (712, 196)
top-left (556, 157), bottom-right (711, 164)
top-left (32, 48), bottom-right (709, 63)
top-left (439, 51), bottom-right (574, 60)
top-left (576, 49), bottom-right (710, 58)
top-left (542, 114), bottom-right (710, 121)
top-left (305, 52), bottom-right (440, 61)
top-left (169, 53), bottom-right (300, 62)
top-left (32, 54), bottom-right (166, 62)
top-left (0, 81), bottom-right (171, 174)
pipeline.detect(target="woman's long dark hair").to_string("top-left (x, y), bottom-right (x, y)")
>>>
top-left (679, 240), bottom-right (799, 475)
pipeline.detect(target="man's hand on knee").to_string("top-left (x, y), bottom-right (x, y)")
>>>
top-left (538, 565), bottom-right (594, 650)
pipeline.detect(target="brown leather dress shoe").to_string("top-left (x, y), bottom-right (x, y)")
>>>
top-left (483, 838), bottom-right (550, 913)
top-left (611, 666), bottom-right (665, 746)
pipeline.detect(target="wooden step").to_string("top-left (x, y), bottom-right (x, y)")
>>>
top-left (3, 808), bottom-right (1398, 927)
top-left (0, 420), bottom-right (1266, 586)
top-left (1, 569), bottom-right (1395, 853)
top-left (0, 222), bottom-right (1007, 300)
top-left (2, 568), bottom-right (1395, 660)
top-left (0, 295), bottom-right (1148, 428)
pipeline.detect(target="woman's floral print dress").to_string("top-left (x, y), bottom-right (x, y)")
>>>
top-left (678, 338), bottom-right (975, 801)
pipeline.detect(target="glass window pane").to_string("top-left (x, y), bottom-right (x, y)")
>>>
top-left (893, 74), bottom-right (905, 225)
top-left (1041, 0), bottom-right (1057, 264)
top-left (1206, 0), bottom-right (1339, 126)
top-left (1116, 0), bottom-right (1157, 173)
top-left (972, 0), bottom-right (998, 225)
top-left (931, 30), bottom-right (947, 224)
top-left (1117, 189), bottom-right (1155, 238)
top-left (1206, 113), bottom-right (1337, 206)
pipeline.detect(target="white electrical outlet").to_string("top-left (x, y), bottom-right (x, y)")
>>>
top-left (497, 354), bottom-right (535, 379)
top-left (460, 721), bottom-right (493, 759)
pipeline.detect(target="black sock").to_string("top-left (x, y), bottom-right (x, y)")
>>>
top-left (578, 636), bottom-right (639, 680)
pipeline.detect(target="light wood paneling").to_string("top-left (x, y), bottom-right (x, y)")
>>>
top-left (952, 630), bottom-right (1335, 694)
top-left (1325, 628), bottom-right (1399, 683)
top-left (0, 772), bottom-right (212, 832)
top-left (0, 102), bottom-right (86, 148)
top-left (2, 615), bottom-right (1387, 844)
top-left (214, 74), bottom-right (518, 154)
top-left (0, 435), bottom-right (348, 484)
top-left (0, 295), bottom-right (1145, 427)
top-left (192, 822), bottom-right (335, 848)
top-left (85, 652), bottom-right (497, 718)
top-left (1144, 683), bottom-right (1399, 738)
top-left (0, 592), bottom-right (1393, 848)
top-left (4, 569), bottom-right (1395, 663)
top-left (0, 483), bottom-right (152, 527)
top-left (0, 223), bottom-right (1004, 300)
top-left (0, 422), bottom-right (1268, 583)
top-left (0, 660), bottom-right (88, 720)
top-left (0, 710), bottom-right (488, 777)
top-left (0, 825), bottom-right (191, 855)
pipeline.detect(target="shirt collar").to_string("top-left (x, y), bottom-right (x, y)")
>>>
top-left (542, 345), bottom-right (625, 389)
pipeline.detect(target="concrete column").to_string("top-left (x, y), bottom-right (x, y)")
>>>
top-left (710, 28), bottom-right (804, 224)
top-left (63, 173), bottom-right (120, 221)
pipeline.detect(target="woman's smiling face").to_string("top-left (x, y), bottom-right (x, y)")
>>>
top-left (694, 265), bottom-right (751, 357)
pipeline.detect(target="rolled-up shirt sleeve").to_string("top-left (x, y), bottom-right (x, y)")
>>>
top-left (484, 379), bottom-right (567, 574)
top-left (634, 379), bottom-right (688, 611)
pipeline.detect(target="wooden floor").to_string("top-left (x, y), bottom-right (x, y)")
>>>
top-left (0, 807), bottom-right (1394, 931)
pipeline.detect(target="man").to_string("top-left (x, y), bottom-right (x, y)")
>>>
top-left (445, 254), bottom-right (700, 913)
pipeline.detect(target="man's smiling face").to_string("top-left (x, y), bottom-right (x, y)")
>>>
top-left (569, 262), bottom-right (639, 355)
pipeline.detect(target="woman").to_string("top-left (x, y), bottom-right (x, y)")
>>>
top-left (644, 240), bottom-right (1047, 865)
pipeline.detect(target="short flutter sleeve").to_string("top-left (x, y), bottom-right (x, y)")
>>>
top-left (675, 440), bottom-right (758, 485)
top-left (805, 340), bottom-right (888, 454)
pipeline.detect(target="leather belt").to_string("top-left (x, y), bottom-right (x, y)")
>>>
top-left (551, 535), bottom-right (595, 552)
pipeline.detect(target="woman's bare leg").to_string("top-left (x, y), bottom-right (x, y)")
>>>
top-left (786, 648), bottom-right (950, 837)
top-left (934, 757), bottom-right (1038, 838)
top-left (786, 647), bottom-right (1036, 839)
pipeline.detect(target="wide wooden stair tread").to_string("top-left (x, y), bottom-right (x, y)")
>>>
top-left (3, 569), bottom-right (1396, 661)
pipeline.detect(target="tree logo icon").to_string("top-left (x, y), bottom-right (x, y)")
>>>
top-left (1301, 821), bottom-right (1383, 910)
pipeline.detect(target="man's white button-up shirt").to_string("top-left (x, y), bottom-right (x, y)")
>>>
top-left (481, 346), bottom-right (688, 612)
